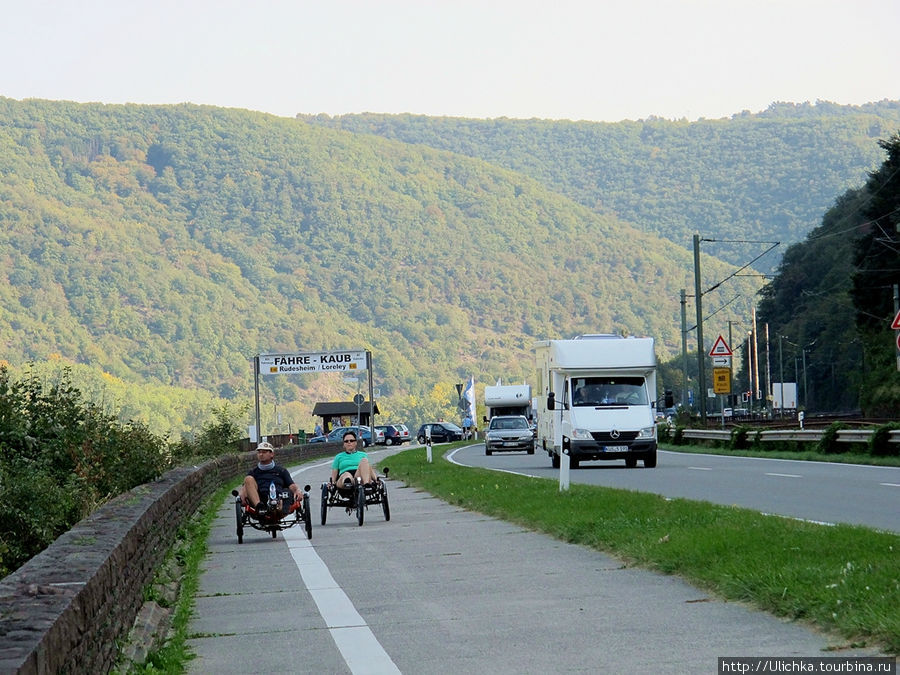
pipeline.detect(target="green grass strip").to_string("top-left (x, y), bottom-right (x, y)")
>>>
top-left (386, 446), bottom-right (900, 655)
top-left (123, 482), bottom-right (234, 673)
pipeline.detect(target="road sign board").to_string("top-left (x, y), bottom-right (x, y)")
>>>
top-left (709, 335), bottom-right (733, 357)
top-left (712, 355), bottom-right (731, 367)
top-left (713, 367), bottom-right (731, 394)
top-left (259, 350), bottom-right (367, 375)
top-left (892, 309), bottom-right (900, 330)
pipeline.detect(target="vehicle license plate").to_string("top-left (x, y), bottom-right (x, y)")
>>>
top-left (602, 445), bottom-right (628, 452)
top-left (504, 441), bottom-right (519, 446)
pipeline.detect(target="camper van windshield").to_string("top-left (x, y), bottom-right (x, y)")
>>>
top-left (571, 377), bottom-right (648, 406)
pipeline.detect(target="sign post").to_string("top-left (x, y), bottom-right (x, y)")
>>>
top-left (892, 309), bottom-right (900, 372)
top-left (709, 336), bottom-right (733, 429)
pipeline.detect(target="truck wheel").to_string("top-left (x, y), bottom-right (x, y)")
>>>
top-left (570, 457), bottom-right (580, 469)
top-left (551, 453), bottom-right (560, 469)
top-left (644, 450), bottom-right (657, 468)
top-left (485, 447), bottom-right (492, 456)
top-left (527, 444), bottom-right (534, 455)
top-left (625, 458), bottom-right (637, 468)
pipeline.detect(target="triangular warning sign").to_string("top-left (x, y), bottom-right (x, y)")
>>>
top-left (708, 335), bottom-right (733, 357)
top-left (892, 309), bottom-right (900, 330)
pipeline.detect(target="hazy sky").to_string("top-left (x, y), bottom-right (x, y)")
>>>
top-left (2, 0), bottom-right (898, 122)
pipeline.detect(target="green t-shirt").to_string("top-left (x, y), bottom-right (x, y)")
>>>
top-left (332, 449), bottom-right (368, 474)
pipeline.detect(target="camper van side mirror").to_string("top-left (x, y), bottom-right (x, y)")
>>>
top-left (664, 390), bottom-right (674, 408)
top-left (547, 392), bottom-right (556, 411)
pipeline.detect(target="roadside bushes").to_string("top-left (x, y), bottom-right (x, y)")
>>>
top-left (816, 422), bottom-right (848, 454)
top-left (869, 422), bottom-right (900, 457)
top-left (0, 366), bottom-right (243, 577)
top-left (729, 426), bottom-right (750, 450)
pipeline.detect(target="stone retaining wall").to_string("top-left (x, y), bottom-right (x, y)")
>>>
top-left (0, 443), bottom-right (339, 674)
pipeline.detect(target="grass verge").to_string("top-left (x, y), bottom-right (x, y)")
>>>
top-left (660, 442), bottom-right (900, 467)
top-left (387, 445), bottom-right (900, 655)
top-left (124, 482), bottom-right (235, 673)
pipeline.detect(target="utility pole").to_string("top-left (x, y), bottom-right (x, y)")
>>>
top-left (681, 289), bottom-right (689, 410)
top-left (764, 323), bottom-right (771, 418)
top-left (778, 335), bottom-right (785, 419)
top-left (693, 235), bottom-right (707, 423)
top-left (750, 307), bottom-right (760, 414)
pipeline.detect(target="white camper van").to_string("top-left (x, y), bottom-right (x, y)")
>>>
top-left (483, 383), bottom-right (533, 420)
top-left (534, 334), bottom-right (662, 469)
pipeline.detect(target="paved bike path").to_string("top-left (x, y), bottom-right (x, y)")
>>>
top-left (186, 449), bottom-right (882, 673)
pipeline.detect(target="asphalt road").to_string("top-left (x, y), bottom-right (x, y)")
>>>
top-left (450, 444), bottom-right (900, 533)
top-left (186, 447), bottom-right (887, 674)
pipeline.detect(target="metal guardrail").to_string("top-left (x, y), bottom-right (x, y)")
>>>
top-left (680, 428), bottom-right (900, 444)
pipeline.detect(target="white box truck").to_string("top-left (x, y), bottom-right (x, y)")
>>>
top-left (534, 334), bottom-right (664, 469)
top-left (483, 383), bottom-right (533, 421)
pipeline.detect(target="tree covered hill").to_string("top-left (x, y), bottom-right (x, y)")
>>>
top-left (300, 100), bottom-right (900, 272)
top-left (0, 98), bottom-right (758, 431)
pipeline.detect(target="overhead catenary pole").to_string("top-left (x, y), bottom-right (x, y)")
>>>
top-left (779, 334), bottom-right (785, 418)
top-left (681, 289), bottom-right (689, 410)
top-left (764, 323), bottom-right (772, 417)
top-left (750, 307), bottom-right (762, 414)
top-left (693, 235), bottom-right (707, 423)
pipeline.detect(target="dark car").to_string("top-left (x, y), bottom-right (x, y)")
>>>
top-left (416, 422), bottom-right (464, 444)
top-left (375, 423), bottom-right (411, 446)
top-left (308, 425), bottom-right (380, 447)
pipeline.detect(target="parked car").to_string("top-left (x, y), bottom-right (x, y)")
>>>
top-left (416, 422), bottom-right (464, 444)
top-left (375, 423), bottom-right (411, 445)
top-left (308, 425), bottom-right (381, 447)
top-left (484, 415), bottom-right (535, 455)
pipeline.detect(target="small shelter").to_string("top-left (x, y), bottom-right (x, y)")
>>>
top-left (312, 401), bottom-right (380, 430)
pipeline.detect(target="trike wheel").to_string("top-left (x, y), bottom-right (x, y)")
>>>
top-left (235, 498), bottom-right (244, 544)
top-left (320, 484), bottom-right (329, 525)
top-left (303, 494), bottom-right (312, 539)
top-left (356, 484), bottom-right (365, 526)
top-left (381, 485), bottom-right (390, 521)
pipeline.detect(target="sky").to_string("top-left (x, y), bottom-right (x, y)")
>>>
top-left (2, 0), bottom-right (899, 123)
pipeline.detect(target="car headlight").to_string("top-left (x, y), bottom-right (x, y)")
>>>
top-left (637, 425), bottom-right (657, 440)
top-left (570, 428), bottom-right (593, 440)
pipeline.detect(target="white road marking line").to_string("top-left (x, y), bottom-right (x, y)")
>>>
top-left (283, 528), bottom-right (400, 674)
top-left (688, 466), bottom-right (713, 471)
top-left (880, 482), bottom-right (900, 487)
top-left (765, 472), bottom-right (802, 478)
top-left (282, 457), bottom-right (401, 675)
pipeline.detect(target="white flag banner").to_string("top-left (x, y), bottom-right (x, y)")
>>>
top-left (463, 376), bottom-right (476, 421)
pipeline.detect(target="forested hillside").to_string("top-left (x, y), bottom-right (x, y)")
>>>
top-left (755, 133), bottom-right (900, 415)
top-left (3, 98), bottom-right (896, 432)
top-left (302, 100), bottom-right (900, 272)
top-left (0, 98), bottom-right (756, 434)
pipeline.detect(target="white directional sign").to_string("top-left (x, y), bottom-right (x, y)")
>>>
top-left (258, 350), bottom-right (367, 375)
top-left (712, 355), bottom-right (731, 367)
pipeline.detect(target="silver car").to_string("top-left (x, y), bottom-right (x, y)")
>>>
top-left (484, 415), bottom-right (535, 455)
